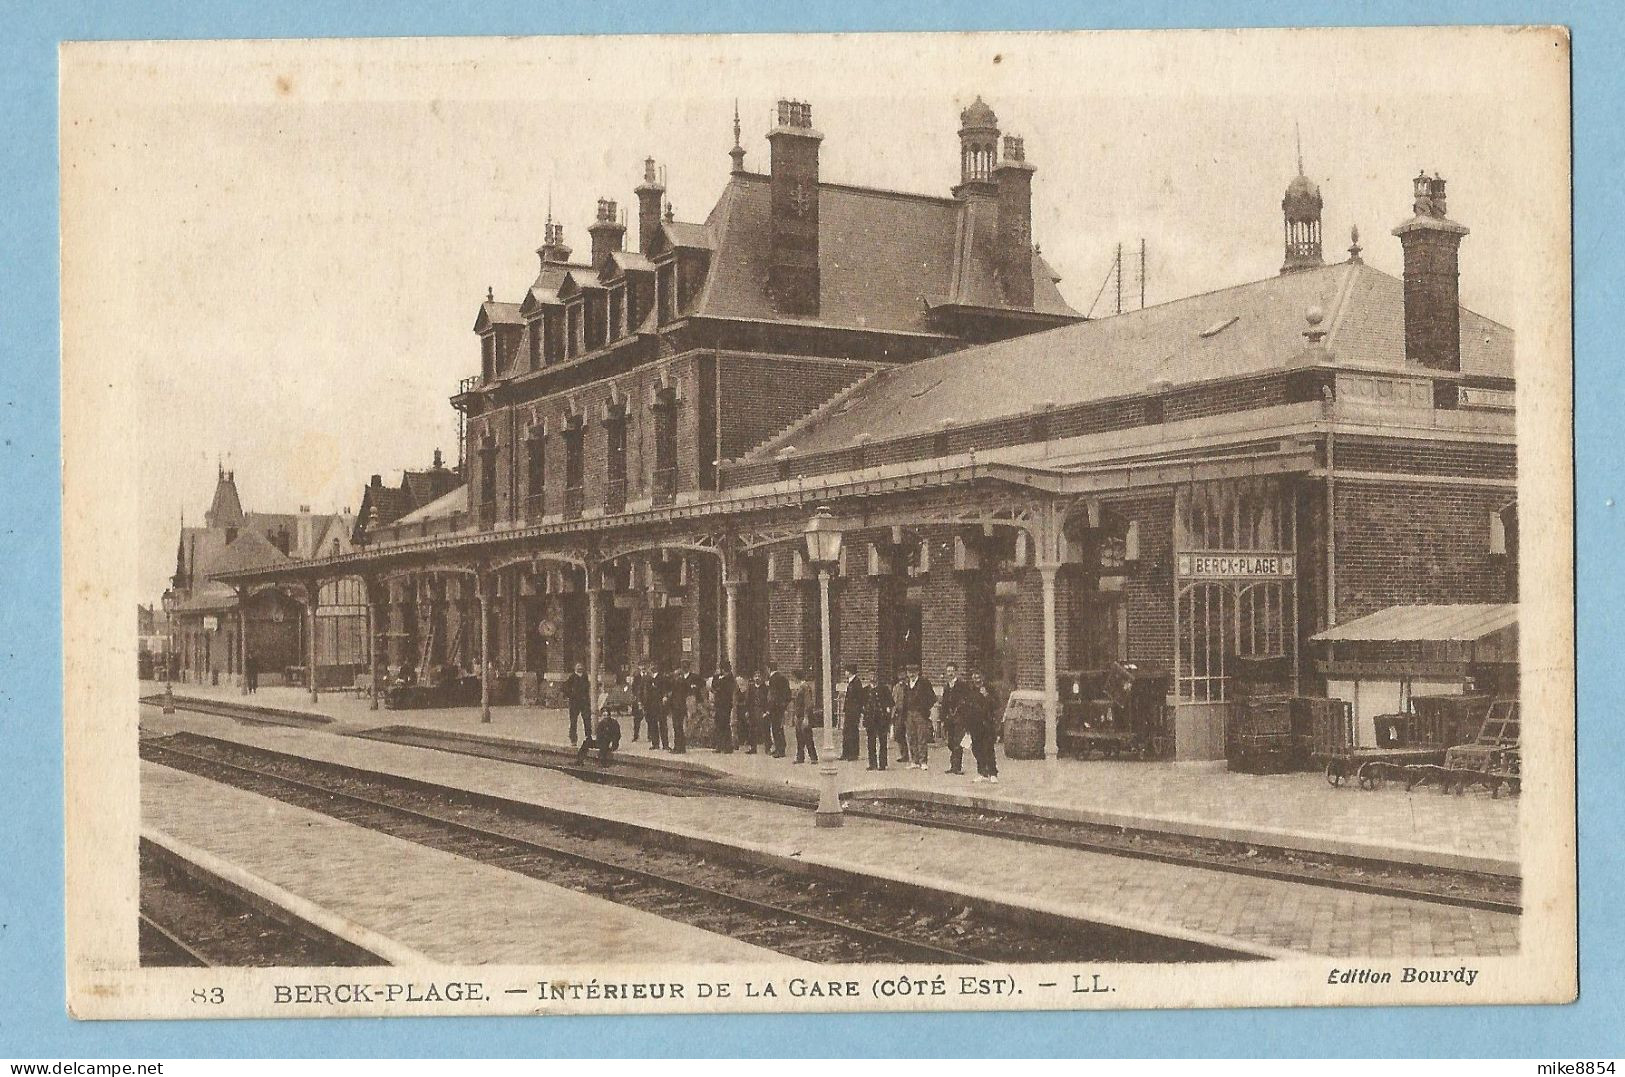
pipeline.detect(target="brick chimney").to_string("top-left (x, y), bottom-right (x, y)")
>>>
top-left (767, 99), bottom-right (822, 316)
top-left (1392, 171), bottom-right (1470, 372)
top-left (634, 158), bottom-right (665, 255)
top-left (536, 218), bottom-right (571, 265)
top-left (588, 198), bottom-right (626, 267)
top-left (993, 134), bottom-right (1036, 309)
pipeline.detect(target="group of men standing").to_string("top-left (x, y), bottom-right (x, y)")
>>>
top-left (837, 662), bottom-right (1001, 782)
top-left (565, 659), bottom-right (824, 761)
top-left (560, 656), bottom-right (1001, 782)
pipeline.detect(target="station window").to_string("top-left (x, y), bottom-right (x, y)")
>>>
top-left (657, 262), bottom-right (676, 323)
top-left (609, 286), bottom-right (625, 339)
top-left (1173, 478), bottom-right (1297, 702)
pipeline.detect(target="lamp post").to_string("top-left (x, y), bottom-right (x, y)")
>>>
top-left (803, 506), bottom-right (845, 828)
top-left (160, 589), bottom-right (177, 713)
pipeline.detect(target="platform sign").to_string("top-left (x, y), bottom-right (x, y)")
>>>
top-left (1176, 552), bottom-right (1296, 579)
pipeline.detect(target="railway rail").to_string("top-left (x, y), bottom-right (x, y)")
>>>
top-left (139, 838), bottom-right (385, 968)
top-left (141, 732), bottom-right (1256, 964)
top-left (146, 693), bottom-right (1521, 917)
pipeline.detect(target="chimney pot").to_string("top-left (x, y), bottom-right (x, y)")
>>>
top-left (1393, 170), bottom-right (1470, 373)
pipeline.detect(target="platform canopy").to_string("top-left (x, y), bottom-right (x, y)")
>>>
top-left (1311, 603), bottom-right (1517, 644)
top-left (1311, 603), bottom-right (1519, 673)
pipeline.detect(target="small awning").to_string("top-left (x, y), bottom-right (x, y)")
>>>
top-left (1311, 604), bottom-right (1517, 644)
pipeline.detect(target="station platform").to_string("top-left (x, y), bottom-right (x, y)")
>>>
top-left (141, 691), bottom-right (1520, 959)
top-left (144, 680), bottom-right (1520, 874)
top-left (142, 760), bottom-right (795, 967)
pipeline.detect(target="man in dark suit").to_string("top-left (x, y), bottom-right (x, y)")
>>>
top-left (864, 675), bottom-right (893, 771)
top-left (966, 670), bottom-right (1000, 783)
top-left (938, 662), bottom-right (976, 776)
top-left (563, 661), bottom-right (591, 745)
top-left (642, 664), bottom-right (668, 750)
top-left (630, 662), bottom-right (649, 742)
top-left (741, 671), bottom-right (767, 753)
top-left (899, 664), bottom-right (937, 770)
top-left (709, 662), bottom-right (736, 753)
top-left (765, 663), bottom-right (791, 758)
top-left (668, 660), bottom-right (703, 754)
top-left (840, 664), bottom-right (866, 761)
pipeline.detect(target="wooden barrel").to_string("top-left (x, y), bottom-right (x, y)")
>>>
top-left (1004, 716), bottom-right (1047, 759)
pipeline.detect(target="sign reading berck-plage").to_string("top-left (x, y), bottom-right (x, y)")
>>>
top-left (1177, 553), bottom-right (1297, 579)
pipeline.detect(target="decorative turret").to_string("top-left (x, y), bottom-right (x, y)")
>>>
top-left (729, 100), bottom-right (747, 174)
top-left (954, 95), bottom-right (999, 199)
top-left (205, 463), bottom-right (245, 533)
top-left (1280, 134), bottom-right (1324, 274)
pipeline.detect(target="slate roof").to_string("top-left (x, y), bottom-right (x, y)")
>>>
top-left (390, 483), bottom-right (468, 526)
top-left (473, 300), bottom-right (524, 332)
top-left (691, 174), bottom-right (1079, 334)
top-left (756, 260), bottom-right (1513, 457)
top-left (659, 221), bottom-right (715, 250)
top-left (206, 473), bottom-right (245, 528)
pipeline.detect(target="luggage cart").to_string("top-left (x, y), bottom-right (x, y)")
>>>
top-left (1312, 705), bottom-right (1443, 789)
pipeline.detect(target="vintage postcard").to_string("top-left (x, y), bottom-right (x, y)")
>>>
top-left (61, 26), bottom-right (1575, 1019)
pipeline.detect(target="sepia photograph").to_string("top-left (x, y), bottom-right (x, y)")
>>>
top-left (58, 25), bottom-right (1575, 1021)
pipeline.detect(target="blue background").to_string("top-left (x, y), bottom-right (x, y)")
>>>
top-left (2, 0), bottom-right (1614, 1058)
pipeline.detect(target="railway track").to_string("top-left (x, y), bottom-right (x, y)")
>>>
top-left (354, 724), bottom-right (1523, 916)
top-left (146, 694), bottom-right (1521, 917)
top-left (142, 732), bottom-right (1255, 964)
top-left (139, 839), bottom-right (384, 967)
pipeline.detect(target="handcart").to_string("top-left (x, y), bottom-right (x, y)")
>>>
top-left (1056, 665), bottom-right (1172, 760)
top-left (1314, 706), bottom-right (1445, 790)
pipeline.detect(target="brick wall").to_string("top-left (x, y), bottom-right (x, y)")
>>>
top-left (835, 572), bottom-right (881, 679)
top-left (920, 565), bottom-right (972, 676)
top-left (1334, 479), bottom-right (1514, 620)
top-left (768, 579), bottom-right (816, 676)
top-left (1335, 436), bottom-right (1517, 480)
top-left (469, 354), bottom-right (717, 525)
top-left (717, 353), bottom-right (880, 460)
top-left (1107, 490), bottom-right (1176, 670)
top-left (1013, 567), bottom-right (1076, 691)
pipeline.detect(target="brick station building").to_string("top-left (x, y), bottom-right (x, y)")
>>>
top-left (219, 97), bottom-right (1518, 760)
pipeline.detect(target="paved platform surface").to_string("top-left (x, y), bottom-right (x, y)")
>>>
top-left (141, 758), bottom-right (793, 967)
top-left (149, 680), bottom-right (1520, 869)
top-left (143, 698), bottom-right (1520, 959)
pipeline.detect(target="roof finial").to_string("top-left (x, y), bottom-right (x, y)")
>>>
top-left (1348, 223), bottom-right (1363, 263)
top-left (486, 285), bottom-right (494, 302)
top-left (1295, 119), bottom-right (1304, 176)
top-left (729, 99), bottom-right (746, 173)
top-left (664, 200), bottom-right (675, 222)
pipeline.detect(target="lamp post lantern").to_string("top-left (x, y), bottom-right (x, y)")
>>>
top-left (803, 506), bottom-right (845, 828)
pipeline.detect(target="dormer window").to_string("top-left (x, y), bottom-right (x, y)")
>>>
top-left (528, 320), bottom-right (542, 371)
top-left (566, 304), bottom-right (582, 359)
top-left (544, 309), bottom-right (564, 365)
top-left (609, 285), bottom-right (626, 339)
top-left (480, 333), bottom-right (495, 382)
top-left (657, 261), bottom-right (676, 324)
